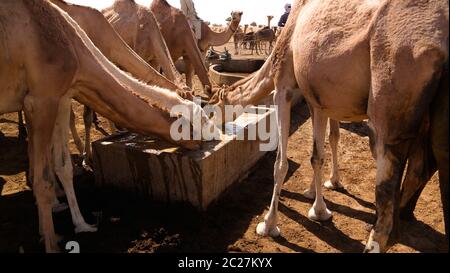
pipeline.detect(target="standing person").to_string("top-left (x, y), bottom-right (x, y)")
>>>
top-left (278, 3), bottom-right (291, 27)
top-left (180, 0), bottom-right (202, 40)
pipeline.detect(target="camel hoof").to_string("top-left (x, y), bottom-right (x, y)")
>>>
top-left (324, 180), bottom-right (344, 190)
top-left (75, 223), bottom-right (97, 234)
top-left (364, 239), bottom-right (380, 253)
top-left (308, 207), bottom-right (332, 222)
top-left (256, 222), bottom-right (280, 237)
top-left (303, 189), bottom-right (316, 200)
top-left (52, 202), bottom-right (69, 213)
top-left (82, 160), bottom-right (93, 172)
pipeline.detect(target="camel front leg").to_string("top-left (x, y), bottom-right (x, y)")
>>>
top-left (24, 96), bottom-right (60, 253)
top-left (399, 122), bottom-right (436, 220)
top-left (256, 87), bottom-right (291, 237)
top-left (82, 106), bottom-right (94, 170)
top-left (324, 119), bottom-right (343, 190)
top-left (69, 105), bottom-right (84, 155)
top-left (308, 110), bottom-right (332, 221)
top-left (53, 98), bottom-right (97, 234)
top-left (365, 138), bottom-right (409, 253)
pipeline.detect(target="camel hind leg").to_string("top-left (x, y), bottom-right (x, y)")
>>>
top-left (430, 64), bottom-right (449, 240)
top-left (365, 46), bottom-right (445, 253)
top-left (324, 119), bottom-right (343, 190)
top-left (304, 118), bottom-right (342, 199)
top-left (399, 119), bottom-right (437, 220)
top-left (308, 109), bottom-right (332, 221)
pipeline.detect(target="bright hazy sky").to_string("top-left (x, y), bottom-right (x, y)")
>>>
top-left (65, 0), bottom-right (290, 25)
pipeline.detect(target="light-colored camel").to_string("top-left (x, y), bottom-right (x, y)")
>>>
top-left (102, 0), bottom-right (185, 88)
top-left (49, 0), bottom-right (193, 169)
top-left (150, 0), bottom-right (211, 90)
top-left (210, 0), bottom-right (448, 253)
top-left (0, 0), bottom-right (219, 252)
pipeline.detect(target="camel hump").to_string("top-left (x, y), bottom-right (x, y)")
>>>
top-left (24, 0), bottom-right (74, 53)
top-left (370, 0), bottom-right (448, 58)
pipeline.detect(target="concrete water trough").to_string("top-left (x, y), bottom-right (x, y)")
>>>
top-left (92, 107), bottom-right (276, 210)
top-left (209, 58), bottom-right (266, 86)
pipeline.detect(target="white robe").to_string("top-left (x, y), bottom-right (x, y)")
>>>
top-left (180, 0), bottom-right (202, 40)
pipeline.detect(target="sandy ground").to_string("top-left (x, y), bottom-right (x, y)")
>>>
top-left (0, 43), bottom-right (447, 253)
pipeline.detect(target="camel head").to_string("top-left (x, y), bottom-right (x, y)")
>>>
top-left (206, 85), bottom-right (236, 125)
top-left (230, 11), bottom-right (243, 24)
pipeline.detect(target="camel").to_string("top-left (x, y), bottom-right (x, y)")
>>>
top-left (251, 16), bottom-right (276, 55)
top-left (252, 28), bottom-right (275, 55)
top-left (398, 63), bottom-right (448, 240)
top-left (242, 31), bottom-right (256, 51)
top-left (150, 0), bottom-right (211, 91)
top-left (0, 0), bottom-right (219, 252)
top-left (233, 24), bottom-right (248, 55)
top-left (210, 0), bottom-right (448, 253)
top-left (102, 0), bottom-right (185, 88)
top-left (47, 0), bottom-right (194, 169)
top-left (197, 11), bottom-right (243, 55)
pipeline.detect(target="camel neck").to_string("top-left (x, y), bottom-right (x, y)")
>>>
top-left (202, 20), bottom-right (239, 48)
top-left (226, 57), bottom-right (275, 107)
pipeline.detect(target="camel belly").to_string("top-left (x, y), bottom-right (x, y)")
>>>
top-left (294, 45), bottom-right (371, 121)
top-left (291, 0), bottom-right (376, 122)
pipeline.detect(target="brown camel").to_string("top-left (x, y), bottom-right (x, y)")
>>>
top-left (0, 0), bottom-right (219, 252)
top-left (246, 16), bottom-right (276, 56)
top-left (102, 0), bottom-right (185, 88)
top-left (197, 11), bottom-right (243, 55)
top-left (210, 0), bottom-right (448, 253)
top-left (398, 63), bottom-right (448, 240)
top-left (233, 24), bottom-right (248, 55)
top-left (150, 0), bottom-right (211, 91)
top-left (242, 31), bottom-right (256, 51)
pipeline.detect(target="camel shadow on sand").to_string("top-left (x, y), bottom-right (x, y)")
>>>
top-left (1, 104), bottom-right (445, 253)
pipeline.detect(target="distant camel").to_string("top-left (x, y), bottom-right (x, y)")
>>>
top-left (233, 24), bottom-right (248, 55)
